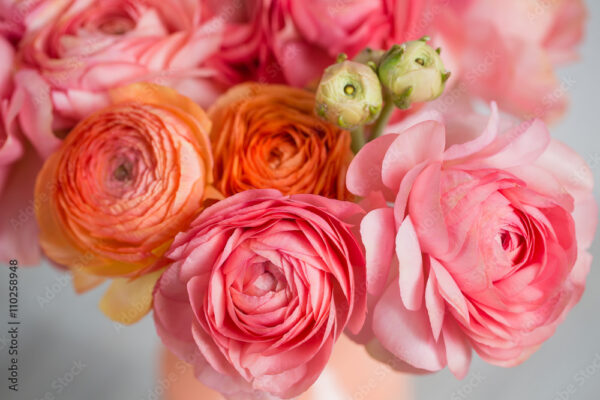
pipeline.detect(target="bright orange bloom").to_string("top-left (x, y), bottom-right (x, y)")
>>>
top-left (34, 83), bottom-right (219, 323)
top-left (209, 83), bottom-right (353, 200)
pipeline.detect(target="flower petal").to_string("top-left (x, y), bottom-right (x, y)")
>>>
top-left (372, 283), bottom-right (446, 371)
top-left (442, 317), bottom-right (471, 379)
top-left (397, 216), bottom-right (424, 311)
top-left (99, 269), bottom-right (163, 324)
top-left (346, 134), bottom-right (398, 199)
top-left (361, 208), bottom-right (396, 296)
top-left (382, 120), bottom-right (446, 193)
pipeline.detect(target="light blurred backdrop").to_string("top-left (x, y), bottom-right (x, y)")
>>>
top-left (2, 2), bottom-right (600, 400)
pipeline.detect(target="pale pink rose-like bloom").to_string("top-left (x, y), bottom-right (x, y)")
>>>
top-left (464, 0), bottom-right (587, 65)
top-left (13, 0), bottom-right (224, 144)
top-left (347, 104), bottom-right (597, 378)
top-left (430, 0), bottom-right (586, 122)
top-left (153, 189), bottom-right (367, 399)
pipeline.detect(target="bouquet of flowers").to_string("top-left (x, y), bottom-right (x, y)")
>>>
top-left (1, 0), bottom-right (596, 399)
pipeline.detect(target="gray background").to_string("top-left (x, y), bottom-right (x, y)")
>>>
top-left (2, 2), bottom-right (600, 400)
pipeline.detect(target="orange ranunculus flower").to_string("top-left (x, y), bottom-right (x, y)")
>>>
top-left (209, 83), bottom-right (353, 200)
top-left (34, 83), bottom-right (219, 323)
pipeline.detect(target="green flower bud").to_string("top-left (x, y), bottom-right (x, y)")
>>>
top-left (353, 47), bottom-right (385, 70)
top-left (315, 60), bottom-right (383, 129)
top-left (378, 38), bottom-right (450, 109)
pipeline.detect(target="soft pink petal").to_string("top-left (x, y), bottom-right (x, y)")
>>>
top-left (408, 163), bottom-right (450, 258)
top-left (396, 216), bottom-right (424, 311)
top-left (442, 317), bottom-right (472, 379)
top-left (459, 119), bottom-right (551, 171)
top-left (430, 258), bottom-right (469, 324)
top-left (382, 120), bottom-right (446, 193)
top-left (0, 145), bottom-right (43, 265)
top-left (372, 283), bottom-right (446, 372)
top-left (361, 208), bottom-right (396, 296)
top-left (346, 134), bottom-right (398, 200)
top-left (384, 108), bottom-right (444, 136)
top-left (425, 269), bottom-right (445, 341)
top-left (13, 70), bottom-right (61, 158)
top-left (444, 102), bottom-right (498, 161)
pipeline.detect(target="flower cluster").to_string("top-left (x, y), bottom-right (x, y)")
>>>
top-left (0, 1), bottom-right (595, 399)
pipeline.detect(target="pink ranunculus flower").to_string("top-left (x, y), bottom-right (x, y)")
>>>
top-left (261, 0), bottom-right (433, 87)
top-left (464, 0), bottom-right (587, 66)
top-left (347, 104), bottom-right (597, 378)
top-left (202, 0), bottom-right (433, 89)
top-left (430, 0), bottom-right (586, 122)
top-left (13, 0), bottom-right (224, 144)
top-left (153, 189), bottom-right (367, 399)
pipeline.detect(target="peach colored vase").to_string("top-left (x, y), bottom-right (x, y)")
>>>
top-left (159, 335), bottom-right (413, 400)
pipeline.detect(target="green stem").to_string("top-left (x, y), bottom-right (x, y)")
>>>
top-left (350, 126), bottom-right (366, 154)
top-left (369, 91), bottom-right (394, 141)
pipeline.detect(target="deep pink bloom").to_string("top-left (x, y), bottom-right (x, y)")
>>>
top-left (201, 0), bottom-right (433, 88)
top-left (261, 0), bottom-right (432, 87)
top-left (153, 189), bottom-right (366, 399)
top-left (347, 104), bottom-right (597, 378)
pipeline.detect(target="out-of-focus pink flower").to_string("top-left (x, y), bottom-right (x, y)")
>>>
top-left (200, 0), bottom-right (433, 88)
top-left (261, 0), bottom-right (433, 87)
top-left (154, 189), bottom-right (366, 399)
top-left (200, 0), bottom-right (585, 123)
top-left (0, 0), bottom-right (24, 41)
top-left (0, 36), bottom-right (17, 157)
top-left (0, 35), bottom-right (48, 265)
top-left (429, 0), bottom-right (586, 122)
top-left (13, 0), bottom-right (224, 144)
top-left (465, 0), bottom-right (586, 65)
top-left (347, 104), bottom-right (597, 377)
top-left (1, 0), bottom-right (66, 42)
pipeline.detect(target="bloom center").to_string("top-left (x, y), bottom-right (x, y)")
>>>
top-left (243, 262), bottom-right (287, 297)
top-left (113, 161), bottom-right (133, 182)
top-left (252, 272), bottom-right (277, 293)
top-left (98, 15), bottom-right (135, 35)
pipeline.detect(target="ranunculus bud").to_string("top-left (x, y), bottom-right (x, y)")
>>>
top-left (378, 38), bottom-right (450, 109)
top-left (353, 47), bottom-right (386, 68)
top-left (315, 60), bottom-right (383, 129)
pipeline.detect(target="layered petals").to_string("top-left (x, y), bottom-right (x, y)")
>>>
top-left (34, 83), bottom-right (215, 320)
top-left (154, 190), bottom-right (366, 399)
top-left (349, 106), bottom-right (597, 376)
top-left (14, 0), bottom-right (224, 146)
top-left (209, 83), bottom-right (353, 200)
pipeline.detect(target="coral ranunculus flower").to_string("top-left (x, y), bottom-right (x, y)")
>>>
top-left (34, 83), bottom-right (218, 323)
top-left (209, 83), bottom-right (353, 200)
top-left (153, 189), bottom-right (367, 399)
